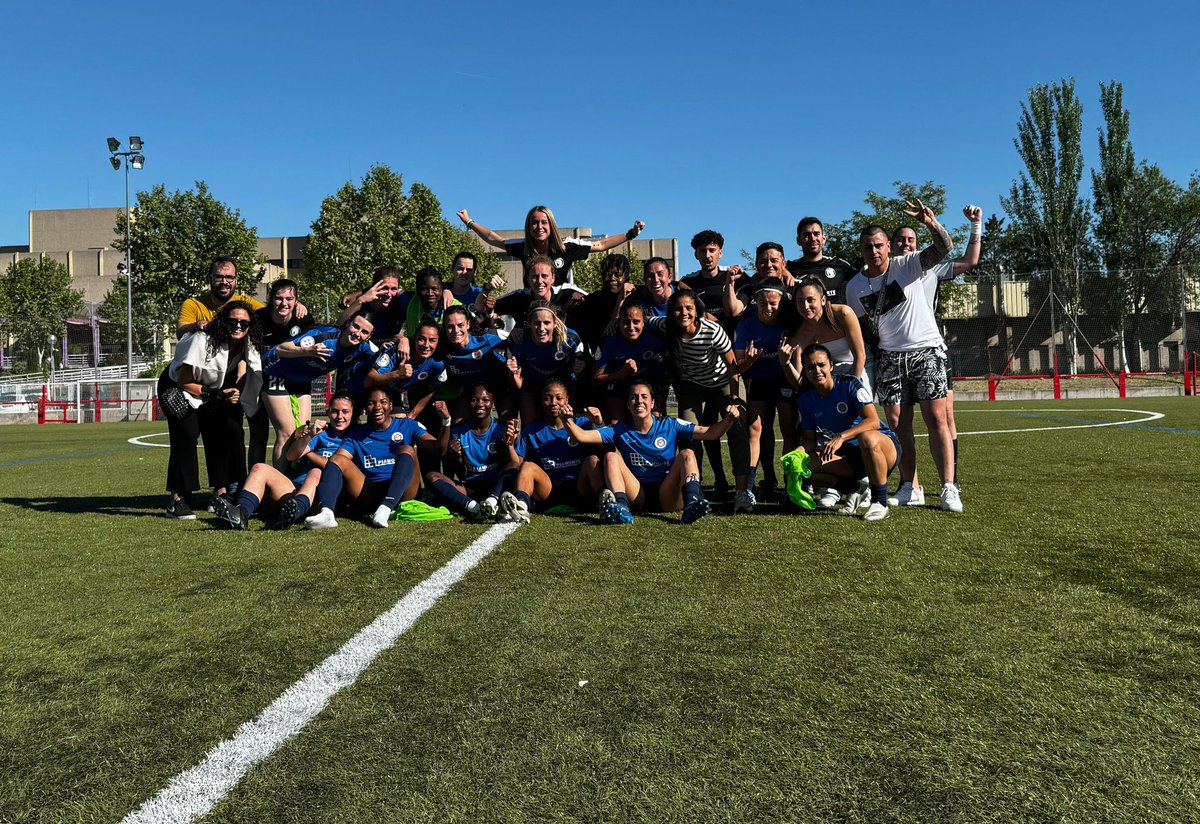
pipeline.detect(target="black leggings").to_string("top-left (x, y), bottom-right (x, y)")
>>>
top-left (159, 371), bottom-right (247, 497)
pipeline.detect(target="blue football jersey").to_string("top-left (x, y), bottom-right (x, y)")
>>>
top-left (595, 330), bottom-right (667, 386)
top-left (345, 417), bottom-right (430, 483)
top-left (265, 325), bottom-right (379, 384)
top-left (291, 428), bottom-right (346, 485)
top-left (734, 313), bottom-right (785, 379)
top-left (595, 416), bottom-right (694, 483)
top-left (518, 416), bottom-right (595, 482)
top-left (796, 374), bottom-right (890, 448)
top-left (451, 419), bottom-right (508, 484)
top-left (505, 329), bottom-right (584, 385)
top-left (443, 333), bottom-right (506, 387)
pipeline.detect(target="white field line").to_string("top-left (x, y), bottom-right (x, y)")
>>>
top-left (128, 432), bottom-right (170, 448)
top-left (121, 521), bottom-right (522, 824)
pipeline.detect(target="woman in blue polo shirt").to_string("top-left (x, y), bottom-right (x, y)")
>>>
top-left (564, 380), bottom-right (740, 525)
top-left (795, 343), bottom-right (899, 522)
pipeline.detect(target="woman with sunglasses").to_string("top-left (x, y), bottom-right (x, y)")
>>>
top-left (158, 300), bottom-right (263, 519)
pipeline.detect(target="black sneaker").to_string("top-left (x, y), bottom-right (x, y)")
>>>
top-left (166, 498), bottom-right (196, 520)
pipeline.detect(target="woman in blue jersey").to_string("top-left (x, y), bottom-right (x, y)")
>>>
top-left (497, 380), bottom-right (604, 524)
top-left (564, 380), bottom-right (740, 525)
top-left (365, 319), bottom-right (447, 416)
top-left (304, 387), bottom-right (450, 529)
top-left (440, 306), bottom-right (509, 420)
top-left (505, 302), bottom-right (586, 425)
top-left (795, 344), bottom-right (899, 521)
top-left (424, 384), bottom-right (519, 519)
top-left (733, 276), bottom-right (794, 504)
top-left (630, 257), bottom-right (679, 319)
top-left (213, 391), bottom-right (356, 530)
top-left (264, 313), bottom-right (379, 408)
top-left (593, 301), bottom-right (667, 423)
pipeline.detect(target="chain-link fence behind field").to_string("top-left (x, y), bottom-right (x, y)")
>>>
top-left (940, 264), bottom-right (1200, 400)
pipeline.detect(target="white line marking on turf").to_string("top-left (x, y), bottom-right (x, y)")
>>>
top-left (128, 432), bottom-right (171, 448)
top-left (121, 521), bottom-right (522, 824)
top-left (925, 407), bottom-right (1163, 437)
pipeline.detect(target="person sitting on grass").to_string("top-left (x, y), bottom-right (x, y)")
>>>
top-left (424, 384), bottom-right (520, 520)
top-left (563, 380), bottom-right (738, 525)
top-left (795, 344), bottom-right (900, 522)
top-left (497, 380), bottom-right (605, 524)
top-left (213, 391), bottom-right (356, 530)
top-left (304, 388), bottom-right (450, 530)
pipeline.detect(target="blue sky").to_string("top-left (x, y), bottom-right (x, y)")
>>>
top-left (3, 0), bottom-right (1196, 265)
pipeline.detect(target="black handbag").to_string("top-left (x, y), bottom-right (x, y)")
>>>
top-left (159, 385), bottom-right (197, 421)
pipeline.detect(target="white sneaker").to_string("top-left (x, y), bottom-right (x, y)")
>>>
top-left (734, 489), bottom-right (755, 514)
top-left (598, 488), bottom-right (616, 515)
top-left (939, 483), bottom-right (963, 513)
top-left (888, 482), bottom-right (925, 507)
top-left (499, 491), bottom-right (530, 524)
top-left (817, 488), bottom-right (841, 509)
top-left (304, 507), bottom-right (338, 530)
top-left (863, 502), bottom-right (890, 521)
top-left (369, 504), bottom-right (392, 528)
top-left (842, 480), bottom-right (870, 514)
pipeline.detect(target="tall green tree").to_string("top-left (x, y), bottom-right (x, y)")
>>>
top-left (100, 181), bottom-right (263, 359)
top-left (1000, 78), bottom-right (1092, 372)
top-left (0, 257), bottom-right (83, 372)
top-left (301, 164), bottom-right (499, 320)
top-left (823, 180), bottom-right (948, 265)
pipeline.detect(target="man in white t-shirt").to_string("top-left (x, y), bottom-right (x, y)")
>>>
top-left (889, 205), bottom-right (982, 505)
top-left (844, 199), bottom-right (962, 512)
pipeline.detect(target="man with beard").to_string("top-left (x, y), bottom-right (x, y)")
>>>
top-left (786, 218), bottom-right (858, 305)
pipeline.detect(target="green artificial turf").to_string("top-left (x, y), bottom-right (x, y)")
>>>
top-left (1, 400), bottom-right (1199, 822)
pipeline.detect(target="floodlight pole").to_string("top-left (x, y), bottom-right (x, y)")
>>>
top-left (124, 159), bottom-right (132, 379)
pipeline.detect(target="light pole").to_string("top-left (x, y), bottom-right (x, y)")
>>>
top-left (107, 136), bottom-right (145, 379)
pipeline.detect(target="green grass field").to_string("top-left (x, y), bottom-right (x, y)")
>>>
top-left (2, 397), bottom-right (1199, 823)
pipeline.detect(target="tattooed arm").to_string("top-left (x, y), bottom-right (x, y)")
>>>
top-left (904, 198), bottom-right (953, 270)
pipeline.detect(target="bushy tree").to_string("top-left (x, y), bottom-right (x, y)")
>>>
top-left (571, 247), bottom-right (644, 294)
top-left (824, 180), bottom-right (948, 266)
top-left (0, 257), bottom-right (83, 372)
top-left (100, 181), bottom-right (263, 357)
top-left (301, 164), bottom-right (499, 320)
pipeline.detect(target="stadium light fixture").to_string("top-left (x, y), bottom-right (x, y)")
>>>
top-left (106, 135), bottom-right (147, 379)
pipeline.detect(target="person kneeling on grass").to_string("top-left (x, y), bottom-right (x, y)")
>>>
top-left (795, 343), bottom-right (900, 522)
top-left (497, 380), bottom-right (605, 524)
top-left (214, 391), bottom-right (356, 530)
top-left (425, 384), bottom-right (520, 520)
top-left (563, 380), bottom-right (738, 525)
top-left (304, 388), bottom-right (450, 529)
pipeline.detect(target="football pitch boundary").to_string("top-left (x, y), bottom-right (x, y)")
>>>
top-left (121, 521), bottom-right (521, 824)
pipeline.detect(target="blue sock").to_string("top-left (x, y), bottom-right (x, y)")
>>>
top-left (615, 491), bottom-right (630, 507)
top-left (683, 478), bottom-right (702, 505)
top-left (432, 478), bottom-right (474, 513)
top-left (490, 468), bottom-right (516, 499)
top-left (293, 494), bottom-right (312, 518)
top-left (516, 490), bottom-right (532, 507)
top-left (382, 452), bottom-right (416, 509)
top-left (235, 490), bottom-right (261, 518)
top-left (747, 466), bottom-right (758, 487)
top-left (871, 483), bottom-right (889, 505)
top-left (315, 462), bottom-right (344, 511)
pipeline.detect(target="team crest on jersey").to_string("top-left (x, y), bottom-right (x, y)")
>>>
top-left (487, 442), bottom-right (498, 454)
top-left (299, 335), bottom-right (315, 347)
top-left (376, 354), bottom-right (390, 367)
top-left (471, 350), bottom-right (482, 359)
top-left (836, 401), bottom-right (849, 414)
top-left (653, 436), bottom-right (667, 449)
top-left (391, 432), bottom-right (403, 442)
top-left (554, 351), bottom-right (567, 361)
top-left (417, 371), bottom-right (428, 380)
top-left (567, 436), bottom-right (579, 446)
top-left (824, 268), bottom-right (836, 280)
top-left (289, 325), bottom-right (300, 337)
top-left (553, 257), bottom-right (565, 269)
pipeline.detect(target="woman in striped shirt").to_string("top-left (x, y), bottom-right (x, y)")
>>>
top-left (647, 290), bottom-right (751, 507)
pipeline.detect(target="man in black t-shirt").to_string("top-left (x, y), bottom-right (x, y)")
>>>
top-left (681, 229), bottom-right (746, 334)
top-left (786, 217), bottom-right (858, 305)
top-left (250, 279), bottom-right (316, 468)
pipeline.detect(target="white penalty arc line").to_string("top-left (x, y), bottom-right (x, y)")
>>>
top-left (128, 432), bottom-right (171, 448)
top-left (122, 521), bottom-right (522, 824)
top-left (937, 407), bottom-right (1164, 437)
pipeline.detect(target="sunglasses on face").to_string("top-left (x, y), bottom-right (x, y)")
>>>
top-left (228, 318), bottom-right (251, 329)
